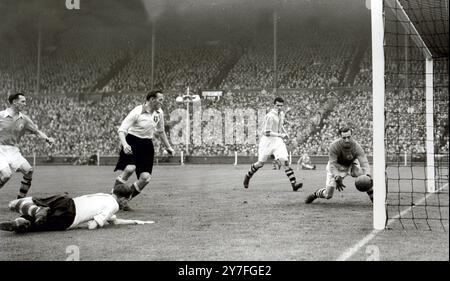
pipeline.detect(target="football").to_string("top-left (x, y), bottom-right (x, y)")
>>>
top-left (355, 175), bottom-right (373, 192)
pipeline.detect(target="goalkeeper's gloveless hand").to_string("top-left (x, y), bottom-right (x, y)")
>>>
top-left (335, 175), bottom-right (346, 192)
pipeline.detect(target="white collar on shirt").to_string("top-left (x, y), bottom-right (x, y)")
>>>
top-left (270, 109), bottom-right (281, 115)
top-left (141, 104), bottom-right (161, 115)
top-left (4, 108), bottom-right (24, 119)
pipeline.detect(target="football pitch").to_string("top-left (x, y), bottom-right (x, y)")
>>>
top-left (0, 164), bottom-right (448, 261)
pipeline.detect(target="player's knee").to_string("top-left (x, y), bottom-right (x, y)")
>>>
top-left (19, 165), bottom-right (33, 177)
top-left (324, 193), bottom-right (333, 199)
top-left (139, 172), bottom-right (152, 183)
top-left (255, 162), bottom-right (264, 168)
top-left (124, 165), bottom-right (136, 174)
top-left (277, 158), bottom-right (288, 166)
top-left (324, 188), bottom-right (334, 199)
top-left (0, 169), bottom-right (12, 182)
top-left (24, 168), bottom-right (33, 177)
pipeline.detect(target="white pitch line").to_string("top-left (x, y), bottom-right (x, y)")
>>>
top-left (336, 183), bottom-right (448, 261)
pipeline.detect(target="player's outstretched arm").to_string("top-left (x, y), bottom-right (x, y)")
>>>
top-left (156, 113), bottom-right (174, 155)
top-left (36, 130), bottom-right (54, 145)
top-left (335, 175), bottom-right (346, 191)
top-left (108, 217), bottom-right (154, 225)
top-left (357, 153), bottom-right (371, 175)
top-left (118, 131), bottom-right (132, 154)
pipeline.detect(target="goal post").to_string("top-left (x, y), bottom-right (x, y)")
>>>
top-left (425, 58), bottom-right (435, 193)
top-left (374, 0), bottom-right (449, 230)
top-left (371, 0), bottom-right (387, 230)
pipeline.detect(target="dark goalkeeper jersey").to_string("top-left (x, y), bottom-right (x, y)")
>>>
top-left (328, 138), bottom-right (370, 174)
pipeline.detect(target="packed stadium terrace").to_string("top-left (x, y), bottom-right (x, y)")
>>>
top-left (11, 87), bottom-right (447, 161)
top-left (1, 24), bottom-right (448, 160)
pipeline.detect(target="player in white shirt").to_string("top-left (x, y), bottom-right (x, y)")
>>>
top-left (0, 183), bottom-right (153, 233)
top-left (243, 97), bottom-right (303, 191)
top-left (113, 90), bottom-right (174, 210)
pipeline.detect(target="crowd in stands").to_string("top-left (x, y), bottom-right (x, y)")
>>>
top-left (0, 27), bottom-right (138, 97)
top-left (354, 47), bottom-right (449, 89)
top-left (1, 24), bottom-right (448, 161)
top-left (106, 38), bottom-right (231, 94)
top-left (9, 86), bottom-right (446, 162)
top-left (220, 31), bottom-right (356, 90)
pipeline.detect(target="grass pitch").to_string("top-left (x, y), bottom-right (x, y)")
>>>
top-left (0, 164), bottom-right (448, 261)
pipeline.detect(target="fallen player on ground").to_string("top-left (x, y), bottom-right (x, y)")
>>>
top-left (0, 183), bottom-right (154, 233)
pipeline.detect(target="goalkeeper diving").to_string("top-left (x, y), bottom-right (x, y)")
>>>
top-left (305, 126), bottom-right (373, 204)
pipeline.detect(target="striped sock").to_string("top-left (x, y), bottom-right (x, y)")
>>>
top-left (285, 168), bottom-right (296, 186)
top-left (314, 188), bottom-right (327, 198)
top-left (247, 164), bottom-right (260, 178)
top-left (18, 175), bottom-right (32, 199)
top-left (9, 198), bottom-right (28, 211)
top-left (14, 199), bottom-right (43, 217)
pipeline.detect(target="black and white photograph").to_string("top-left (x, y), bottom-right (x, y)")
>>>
top-left (0, 0), bottom-right (448, 266)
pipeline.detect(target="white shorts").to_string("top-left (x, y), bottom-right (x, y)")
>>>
top-left (0, 145), bottom-right (28, 172)
top-left (258, 136), bottom-right (288, 162)
top-left (325, 160), bottom-right (363, 188)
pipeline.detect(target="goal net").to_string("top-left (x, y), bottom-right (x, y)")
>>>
top-left (372, 0), bottom-right (448, 230)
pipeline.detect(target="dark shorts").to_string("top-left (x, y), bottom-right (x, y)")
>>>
top-left (24, 193), bottom-right (76, 231)
top-left (114, 134), bottom-right (155, 177)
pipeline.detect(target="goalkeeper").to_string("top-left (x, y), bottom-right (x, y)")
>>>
top-left (305, 127), bottom-right (373, 204)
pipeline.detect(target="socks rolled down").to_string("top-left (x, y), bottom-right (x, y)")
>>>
top-left (315, 188), bottom-right (327, 198)
top-left (10, 198), bottom-right (43, 217)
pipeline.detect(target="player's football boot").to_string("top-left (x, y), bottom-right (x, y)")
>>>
top-left (305, 193), bottom-right (318, 204)
top-left (292, 182), bottom-right (303, 192)
top-left (0, 218), bottom-right (31, 232)
top-left (34, 207), bottom-right (50, 226)
top-left (243, 174), bottom-right (250, 189)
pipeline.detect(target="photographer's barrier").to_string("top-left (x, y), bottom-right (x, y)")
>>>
top-left (22, 154), bottom-right (394, 166)
top-left (26, 153), bottom-right (450, 167)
